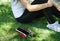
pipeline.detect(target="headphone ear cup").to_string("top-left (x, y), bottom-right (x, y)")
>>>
top-left (16, 28), bottom-right (29, 38)
top-left (18, 32), bottom-right (27, 38)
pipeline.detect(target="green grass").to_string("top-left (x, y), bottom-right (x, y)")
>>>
top-left (0, 2), bottom-right (60, 41)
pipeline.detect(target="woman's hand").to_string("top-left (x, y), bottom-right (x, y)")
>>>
top-left (52, 0), bottom-right (60, 11)
top-left (57, 7), bottom-right (60, 11)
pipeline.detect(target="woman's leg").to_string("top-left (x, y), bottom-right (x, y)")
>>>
top-left (42, 7), bottom-right (56, 24)
top-left (32, 0), bottom-right (56, 24)
top-left (43, 6), bottom-right (60, 32)
top-left (51, 6), bottom-right (60, 18)
top-left (31, 0), bottom-right (48, 4)
top-left (16, 9), bottom-right (44, 23)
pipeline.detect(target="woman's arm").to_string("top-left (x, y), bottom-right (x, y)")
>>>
top-left (20, 0), bottom-right (53, 12)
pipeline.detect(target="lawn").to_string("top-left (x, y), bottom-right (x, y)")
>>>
top-left (0, 1), bottom-right (60, 41)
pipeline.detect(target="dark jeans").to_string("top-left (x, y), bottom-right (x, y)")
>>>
top-left (16, 0), bottom-right (60, 24)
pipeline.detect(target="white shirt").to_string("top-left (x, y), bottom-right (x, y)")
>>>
top-left (11, 0), bottom-right (30, 18)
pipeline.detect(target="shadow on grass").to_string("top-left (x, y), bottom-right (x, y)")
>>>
top-left (0, 4), bottom-right (60, 41)
top-left (49, 32), bottom-right (60, 41)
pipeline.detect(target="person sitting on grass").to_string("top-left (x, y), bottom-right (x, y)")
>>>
top-left (11, 0), bottom-right (60, 32)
